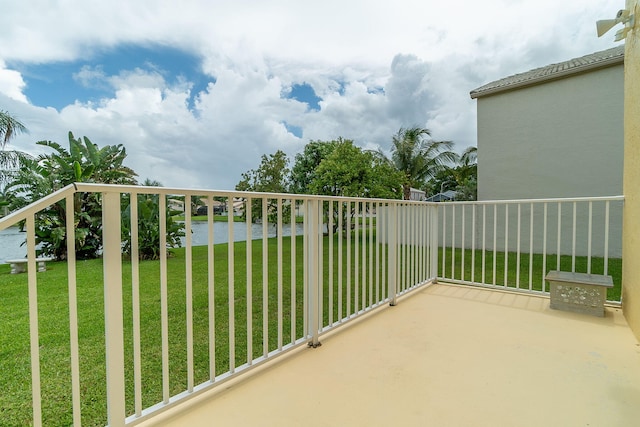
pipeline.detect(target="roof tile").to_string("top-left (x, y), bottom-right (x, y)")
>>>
top-left (470, 45), bottom-right (624, 99)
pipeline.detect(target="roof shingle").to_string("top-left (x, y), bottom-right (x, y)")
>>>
top-left (470, 45), bottom-right (624, 99)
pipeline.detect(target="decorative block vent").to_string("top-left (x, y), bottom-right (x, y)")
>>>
top-left (545, 271), bottom-right (613, 317)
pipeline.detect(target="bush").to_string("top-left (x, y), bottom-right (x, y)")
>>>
top-left (121, 194), bottom-right (185, 260)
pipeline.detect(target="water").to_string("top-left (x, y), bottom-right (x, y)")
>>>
top-left (0, 221), bottom-right (306, 263)
top-left (183, 221), bottom-right (305, 246)
top-left (0, 227), bottom-right (31, 263)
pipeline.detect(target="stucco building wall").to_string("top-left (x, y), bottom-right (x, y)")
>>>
top-left (471, 52), bottom-right (624, 258)
top-left (476, 64), bottom-right (623, 201)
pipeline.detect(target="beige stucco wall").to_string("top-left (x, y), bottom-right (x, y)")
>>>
top-left (477, 64), bottom-right (624, 201)
top-left (623, 0), bottom-right (640, 340)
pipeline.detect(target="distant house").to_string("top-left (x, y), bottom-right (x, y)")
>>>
top-left (168, 198), bottom-right (184, 213)
top-left (409, 187), bottom-right (426, 201)
top-left (470, 46), bottom-right (624, 201)
top-left (425, 190), bottom-right (457, 202)
top-left (195, 204), bottom-right (225, 216)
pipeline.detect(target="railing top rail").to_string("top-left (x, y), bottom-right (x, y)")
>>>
top-left (439, 195), bottom-right (624, 205)
top-left (0, 184), bottom-right (77, 232)
top-left (74, 183), bottom-right (419, 204)
top-left (1, 181), bottom-right (626, 233)
top-left (0, 182), bottom-right (426, 231)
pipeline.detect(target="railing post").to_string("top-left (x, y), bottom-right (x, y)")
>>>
top-left (388, 203), bottom-right (398, 306)
top-left (102, 191), bottom-right (126, 427)
top-left (26, 216), bottom-right (42, 427)
top-left (430, 204), bottom-right (439, 282)
top-left (306, 199), bottom-right (322, 348)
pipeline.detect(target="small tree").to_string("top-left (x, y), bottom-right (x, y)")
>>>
top-left (290, 140), bottom-right (338, 194)
top-left (310, 139), bottom-right (401, 199)
top-left (310, 139), bottom-right (402, 232)
top-left (236, 150), bottom-right (290, 224)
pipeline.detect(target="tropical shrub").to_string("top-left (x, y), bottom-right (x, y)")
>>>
top-left (8, 132), bottom-right (137, 260)
top-left (121, 193), bottom-right (185, 260)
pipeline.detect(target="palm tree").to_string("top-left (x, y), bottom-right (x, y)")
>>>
top-left (452, 146), bottom-right (477, 201)
top-left (0, 110), bottom-right (30, 215)
top-left (0, 110), bottom-right (27, 149)
top-left (453, 146), bottom-right (477, 184)
top-left (460, 146), bottom-right (477, 165)
top-left (1, 110), bottom-right (29, 176)
top-left (389, 126), bottom-right (458, 200)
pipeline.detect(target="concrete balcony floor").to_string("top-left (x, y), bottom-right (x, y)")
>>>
top-left (141, 283), bottom-right (640, 427)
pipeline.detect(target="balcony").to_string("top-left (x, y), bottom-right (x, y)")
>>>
top-left (144, 283), bottom-right (640, 427)
top-left (0, 184), bottom-right (635, 426)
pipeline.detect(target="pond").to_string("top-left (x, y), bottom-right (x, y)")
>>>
top-left (0, 226), bottom-right (31, 263)
top-left (0, 221), bottom-right (306, 264)
top-left (181, 220), bottom-right (305, 246)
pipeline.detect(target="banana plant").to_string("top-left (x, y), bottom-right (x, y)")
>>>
top-left (7, 132), bottom-right (138, 259)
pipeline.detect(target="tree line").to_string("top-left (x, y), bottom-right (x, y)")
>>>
top-left (236, 127), bottom-right (477, 204)
top-left (1, 109), bottom-right (477, 260)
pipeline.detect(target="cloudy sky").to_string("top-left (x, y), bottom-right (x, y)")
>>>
top-left (0, 0), bottom-right (623, 189)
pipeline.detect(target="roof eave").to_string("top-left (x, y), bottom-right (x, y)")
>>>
top-left (470, 54), bottom-right (624, 99)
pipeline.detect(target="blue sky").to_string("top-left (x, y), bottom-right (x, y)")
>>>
top-left (0, 0), bottom-right (621, 189)
top-left (288, 83), bottom-right (322, 111)
top-left (10, 45), bottom-right (325, 116)
top-left (10, 45), bottom-right (211, 111)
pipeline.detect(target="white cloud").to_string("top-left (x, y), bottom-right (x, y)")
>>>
top-left (108, 69), bottom-right (168, 91)
top-left (73, 65), bottom-right (108, 89)
top-left (304, 79), bottom-right (392, 145)
top-left (385, 55), bottom-right (435, 125)
top-left (0, 0), bottom-right (625, 189)
top-left (0, 60), bottom-right (28, 103)
top-left (0, 1), bottom-right (620, 66)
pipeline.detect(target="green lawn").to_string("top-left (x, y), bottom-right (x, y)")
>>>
top-left (0, 234), bottom-right (390, 426)
top-left (438, 247), bottom-right (623, 301)
top-left (0, 237), bottom-right (623, 426)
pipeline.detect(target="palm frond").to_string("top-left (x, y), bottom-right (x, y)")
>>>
top-left (0, 110), bottom-right (28, 149)
top-left (389, 126), bottom-right (458, 197)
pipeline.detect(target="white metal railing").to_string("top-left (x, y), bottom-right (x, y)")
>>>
top-left (0, 183), bottom-right (436, 427)
top-left (437, 196), bottom-right (624, 304)
top-left (0, 186), bottom-right (625, 426)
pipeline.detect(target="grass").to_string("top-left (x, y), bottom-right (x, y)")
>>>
top-left (0, 236), bottom-right (623, 426)
top-left (0, 234), bottom-right (390, 426)
top-left (438, 247), bottom-right (623, 301)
